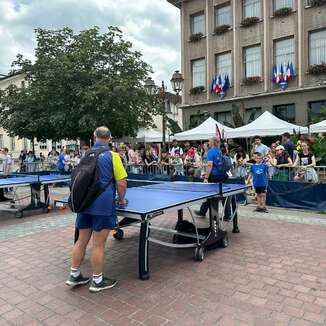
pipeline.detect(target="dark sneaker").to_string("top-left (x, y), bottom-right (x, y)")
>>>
top-left (89, 277), bottom-right (117, 293)
top-left (254, 207), bottom-right (262, 212)
top-left (65, 274), bottom-right (90, 287)
top-left (261, 207), bottom-right (268, 213)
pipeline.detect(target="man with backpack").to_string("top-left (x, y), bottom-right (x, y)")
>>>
top-left (195, 137), bottom-right (233, 220)
top-left (66, 126), bottom-right (127, 293)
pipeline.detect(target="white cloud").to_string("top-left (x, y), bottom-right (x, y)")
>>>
top-left (0, 0), bottom-right (181, 88)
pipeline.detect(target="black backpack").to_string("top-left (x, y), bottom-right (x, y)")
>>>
top-left (214, 154), bottom-right (232, 175)
top-left (68, 147), bottom-right (110, 213)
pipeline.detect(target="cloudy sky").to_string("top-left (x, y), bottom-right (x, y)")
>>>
top-left (0, 0), bottom-right (181, 89)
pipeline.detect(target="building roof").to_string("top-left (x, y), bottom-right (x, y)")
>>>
top-left (166, 0), bottom-right (181, 8)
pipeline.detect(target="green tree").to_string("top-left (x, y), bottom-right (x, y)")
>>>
top-left (0, 26), bottom-right (155, 143)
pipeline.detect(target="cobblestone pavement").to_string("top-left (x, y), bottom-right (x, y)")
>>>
top-left (1, 205), bottom-right (326, 326)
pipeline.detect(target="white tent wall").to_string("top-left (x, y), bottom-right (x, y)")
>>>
top-left (174, 117), bottom-right (233, 141)
top-left (225, 111), bottom-right (308, 139)
top-left (310, 120), bottom-right (326, 133)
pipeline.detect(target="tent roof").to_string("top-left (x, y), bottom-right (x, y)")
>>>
top-left (136, 128), bottom-right (163, 143)
top-left (310, 120), bottom-right (326, 133)
top-left (225, 111), bottom-right (308, 139)
top-left (174, 117), bottom-right (233, 141)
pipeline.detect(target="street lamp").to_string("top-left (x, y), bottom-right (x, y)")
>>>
top-left (144, 71), bottom-right (184, 146)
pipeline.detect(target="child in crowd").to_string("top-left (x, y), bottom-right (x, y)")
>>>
top-left (249, 152), bottom-right (268, 213)
top-left (171, 151), bottom-right (184, 176)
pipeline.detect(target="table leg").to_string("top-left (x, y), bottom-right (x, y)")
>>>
top-left (177, 209), bottom-right (183, 222)
top-left (232, 196), bottom-right (240, 233)
top-left (138, 219), bottom-right (150, 280)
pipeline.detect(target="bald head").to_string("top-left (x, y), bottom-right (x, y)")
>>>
top-left (209, 137), bottom-right (220, 148)
top-left (94, 126), bottom-right (111, 145)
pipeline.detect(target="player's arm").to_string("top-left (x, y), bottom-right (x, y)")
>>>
top-left (112, 152), bottom-right (128, 205)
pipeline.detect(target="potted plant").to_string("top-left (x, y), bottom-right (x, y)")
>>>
top-left (189, 33), bottom-right (204, 42)
top-left (273, 7), bottom-right (293, 17)
top-left (240, 17), bottom-right (260, 27)
top-left (242, 76), bottom-right (261, 85)
top-left (214, 24), bottom-right (231, 35)
top-left (190, 86), bottom-right (205, 95)
top-left (308, 63), bottom-right (326, 75)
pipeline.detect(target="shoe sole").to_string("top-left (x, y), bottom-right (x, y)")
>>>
top-left (89, 282), bottom-right (117, 293)
top-left (65, 279), bottom-right (90, 287)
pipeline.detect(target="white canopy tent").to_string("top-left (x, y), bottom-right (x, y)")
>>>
top-left (136, 128), bottom-right (163, 143)
top-left (225, 111), bottom-right (308, 139)
top-left (174, 117), bottom-right (233, 141)
top-left (310, 120), bottom-right (326, 133)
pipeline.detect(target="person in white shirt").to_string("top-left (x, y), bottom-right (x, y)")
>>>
top-left (1, 148), bottom-right (13, 193)
top-left (169, 139), bottom-right (183, 158)
top-left (1, 148), bottom-right (13, 175)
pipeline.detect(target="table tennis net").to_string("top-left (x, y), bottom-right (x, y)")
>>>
top-left (127, 179), bottom-right (228, 193)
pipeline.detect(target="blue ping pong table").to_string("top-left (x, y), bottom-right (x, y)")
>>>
top-left (67, 180), bottom-right (247, 280)
top-left (0, 173), bottom-right (70, 218)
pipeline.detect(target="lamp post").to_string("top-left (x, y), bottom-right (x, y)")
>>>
top-left (144, 71), bottom-right (184, 147)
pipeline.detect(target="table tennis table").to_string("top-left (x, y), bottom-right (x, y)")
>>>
top-left (0, 173), bottom-right (70, 218)
top-left (58, 180), bottom-right (247, 280)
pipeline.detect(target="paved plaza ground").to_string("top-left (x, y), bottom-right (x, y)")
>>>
top-left (1, 189), bottom-right (326, 326)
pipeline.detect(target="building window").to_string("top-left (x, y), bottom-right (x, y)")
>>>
top-left (216, 52), bottom-right (232, 84)
top-left (245, 108), bottom-right (262, 123)
top-left (191, 12), bottom-right (205, 35)
top-left (274, 37), bottom-right (295, 67)
top-left (274, 0), bottom-right (293, 10)
top-left (190, 113), bottom-right (205, 129)
top-left (214, 111), bottom-right (232, 126)
top-left (308, 100), bottom-right (326, 123)
top-left (309, 29), bottom-right (326, 65)
top-left (0, 135), bottom-right (3, 148)
top-left (191, 58), bottom-right (206, 88)
top-left (10, 137), bottom-right (15, 151)
top-left (244, 46), bottom-right (261, 77)
top-left (273, 104), bottom-right (296, 123)
top-left (215, 3), bottom-right (232, 26)
top-left (39, 142), bottom-right (47, 150)
top-left (243, 0), bottom-right (261, 18)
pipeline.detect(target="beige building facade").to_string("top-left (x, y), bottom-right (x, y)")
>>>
top-left (168, 0), bottom-right (326, 130)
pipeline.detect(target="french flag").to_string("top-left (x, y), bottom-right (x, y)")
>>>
top-left (286, 63), bottom-right (292, 81)
top-left (215, 124), bottom-right (222, 142)
top-left (272, 64), bottom-right (277, 83)
top-left (211, 77), bottom-right (216, 94)
top-left (216, 75), bottom-right (223, 93)
top-left (279, 64), bottom-right (284, 82)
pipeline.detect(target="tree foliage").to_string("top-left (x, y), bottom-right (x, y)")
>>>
top-left (0, 26), bottom-right (156, 142)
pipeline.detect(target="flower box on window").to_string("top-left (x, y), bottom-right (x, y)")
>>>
top-left (190, 86), bottom-right (205, 95)
top-left (243, 76), bottom-right (261, 85)
top-left (307, 63), bottom-right (326, 75)
top-left (240, 17), bottom-right (260, 28)
top-left (273, 7), bottom-right (293, 17)
top-left (189, 33), bottom-right (204, 42)
top-left (214, 24), bottom-right (231, 35)
top-left (308, 0), bottom-right (326, 7)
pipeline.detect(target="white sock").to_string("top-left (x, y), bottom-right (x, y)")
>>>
top-left (70, 268), bottom-right (80, 278)
top-left (93, 273), bottom-right (103, 284)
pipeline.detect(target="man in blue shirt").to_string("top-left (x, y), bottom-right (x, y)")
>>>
top-left (250, 152), bottom-right (268, 213)
top-left (196, 137), bottom-right (228, 216)
top-left (66, 126), bottom-right (128, 293)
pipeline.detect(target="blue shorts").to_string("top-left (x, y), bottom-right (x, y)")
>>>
top-left (76, 213), bottom-right (117, 232)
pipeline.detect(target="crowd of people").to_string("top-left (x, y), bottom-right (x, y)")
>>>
top-left (111, 133), bottom-right (319, 183)
top-left (0, 132), bottom-right (319, 183)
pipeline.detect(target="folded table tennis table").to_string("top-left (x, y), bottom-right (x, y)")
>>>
top-left (63, 180), bottom-right (247, 280)
top-left (0, 173), bottom-right (70, 218)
